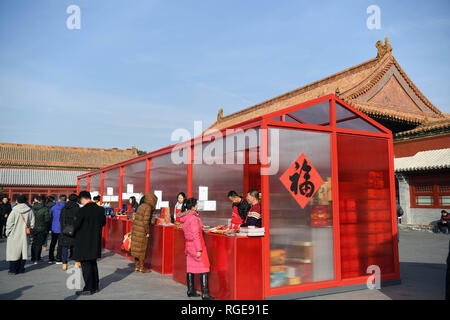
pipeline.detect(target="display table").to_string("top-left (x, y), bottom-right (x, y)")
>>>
top-left (172, 228), bottom-right (264, 300)
top-left (145, 224), bottom-right (174, 274)
top-left (103, 218), bottom-right (175, 274)
top-left (104, 217), bottom-right (132, 259)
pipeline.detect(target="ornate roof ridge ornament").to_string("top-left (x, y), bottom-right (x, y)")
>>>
top-left (217, 108), bottom-right (224, 122)
top-left (376, 37), bottom-right (392, 59)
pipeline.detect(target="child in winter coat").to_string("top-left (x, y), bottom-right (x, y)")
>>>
top-left (179, 198), bottom-right (214, 300)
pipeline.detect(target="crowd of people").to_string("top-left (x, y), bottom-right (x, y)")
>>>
top-left (1, 192), bottom-right (105, 296)
top-left (0, 188), bottom-right (262, 299)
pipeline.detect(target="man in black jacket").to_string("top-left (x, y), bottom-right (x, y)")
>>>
top-left (0, 195), bottom-right (12, 238)
top-left (73, 191), bottom-right (106, 296)
top-left (227, 191), bottom-right (251, 229)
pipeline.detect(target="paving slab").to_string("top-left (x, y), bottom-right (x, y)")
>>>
top-left (0, 229), bottom-right (448, 300)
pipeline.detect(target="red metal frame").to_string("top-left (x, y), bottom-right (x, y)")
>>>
top-left (79, 94), bottom-right (399, 299)
top-left (100, 171), bottom-right (105, 205)
top-left (145, 158), bottom-right (152, 193)
top-left (119, 166), bottom-right (124, 209)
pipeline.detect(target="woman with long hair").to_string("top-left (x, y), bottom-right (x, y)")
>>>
top-left (173, 192), bottom-right (186, 223)
top-left (179, 198), bottom-right (213, 299)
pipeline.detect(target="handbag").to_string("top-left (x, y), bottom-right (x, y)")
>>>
top-left (121, 232), bottom-right (132, 254)
top-left (62, 224), bottom-right (75, 237)
top-left (20, 213), bottom-right (31, 236)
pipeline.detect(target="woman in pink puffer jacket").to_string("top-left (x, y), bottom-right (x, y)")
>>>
top-left (179, 198), bottom-right (213, 300)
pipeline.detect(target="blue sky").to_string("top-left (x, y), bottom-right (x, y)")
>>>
top-left (1, 0), bottom-right (449, 152)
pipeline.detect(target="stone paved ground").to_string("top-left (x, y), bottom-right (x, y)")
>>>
top-left (0, 228), bottom-right (448, 300)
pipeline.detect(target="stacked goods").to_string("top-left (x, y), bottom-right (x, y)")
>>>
top-left (156, 207), bottom-right (171, 225)
top-left (310, 205), bottom-right (332, 227)
top-left (239, 226), bottom-right (265, 237)
top-left (208, 225), bottom-right (229, 234)
top-left (270, 250), bottom-right (287, 287)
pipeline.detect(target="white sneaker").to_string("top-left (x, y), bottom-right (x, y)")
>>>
top-left (55, 261), bottom-right (62, 265)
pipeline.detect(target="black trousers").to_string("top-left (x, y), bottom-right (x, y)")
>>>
top-left (31, 231), bottom-right (47, 262)
top-left (0, 219), bottom-right (5, 238)
top-left (9, 255), bottom-right (26, 274)
top-left (438, 222), bottom-right (449, 233)
top-left (49, 232), bottom-right (62, 261)
top-left (81, 259), bottom-right (99, 292)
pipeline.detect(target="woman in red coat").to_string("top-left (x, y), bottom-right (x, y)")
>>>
top-left (179, 198), bottom-right (213, 300)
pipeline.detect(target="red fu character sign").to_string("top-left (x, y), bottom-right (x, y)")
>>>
top-left (280, 153), bottom-right (324, 209)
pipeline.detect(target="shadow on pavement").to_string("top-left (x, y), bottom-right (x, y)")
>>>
top-left (100, 263), bottom-right (135, 291)
top-left (98, 251), bottom-right (115, 261)
top-left (24, 261), bottom-right (53, 272)
top-left (0, 285), bottom-right (33, 300)
top-left (380, 262), bottom-right (446, 300)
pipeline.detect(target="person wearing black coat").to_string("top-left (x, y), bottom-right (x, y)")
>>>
top-left (73, 191), bottom-right (106, 296)
top-left (0, 195), bottom-right (12, 238)
top-left (59, 194), bottom-right (79, 270)
top-left (446, 239), bottom-right (450, 301)
top-left (227, 191), bottom-right (251, 229)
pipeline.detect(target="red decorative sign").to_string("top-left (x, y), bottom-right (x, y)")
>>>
top-left (280, 153), bottom-right (324, 209)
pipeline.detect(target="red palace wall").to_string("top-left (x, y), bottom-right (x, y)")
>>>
top-left (394, 134), bottom-right (450, 158)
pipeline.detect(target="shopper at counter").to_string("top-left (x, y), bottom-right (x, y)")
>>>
top-left (241, 189), bottom-right (262, 228)
top-left (48, 195), bottom-right (66, 264)
top-left (93, 195), bottom-right (101, 206)
top-left (130, 192), bottom-right (158, 273)
top-left (179, 198), bottom-right (214, 300)
top-left (30, 196), bottom-right (50, 264)
top-left (173, 192), bottom-right (186, 223)
top-left (6, 195), bottom-right (35, 275)
top-left (227, 191), bottom-right (251, 230)
top-left (59, 194), bottom-right (79, 271)
top-left (73, 191), bottom-right (106, 295)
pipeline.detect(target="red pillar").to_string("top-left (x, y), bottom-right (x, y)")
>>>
top-left (119, 166), bottom-right (124, 209)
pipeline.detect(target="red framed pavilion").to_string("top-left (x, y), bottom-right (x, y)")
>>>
top-left (78, 94), bottom-right (400, 299)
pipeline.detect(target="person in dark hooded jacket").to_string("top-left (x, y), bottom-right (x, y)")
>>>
top-left (59, 194), bottom-right (79, 270)
top-left (31, 196), bottom-right (50, 263)
top-left (0, 195), bottom-right (12, 238)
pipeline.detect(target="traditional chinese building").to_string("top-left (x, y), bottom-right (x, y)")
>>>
top-left (0, 143), bottom-right (138, 202)
top-left (207, 38), bottom-right (450, 226)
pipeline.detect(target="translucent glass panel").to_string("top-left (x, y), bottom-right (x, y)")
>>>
top-left (337, 134), bottom-right (394, 279)
top-left (336, 102), bottom-right (383, 133)
top-left (90, 174), bottom-right (101, 198)
top-left (150, 152), bottom-right (187, 217)
top-left (103, 168), bottom-right (120, 208)
top-left (193, 130), bottom-right (261, 227)
top-left (271, 101), bottom-right (330, 126)
top-left (122, 161), bottom-right (146, 204)
top-left (79, 177), bottom-right (88, 192)
top-left (269, 128), bottom-right (334, 288)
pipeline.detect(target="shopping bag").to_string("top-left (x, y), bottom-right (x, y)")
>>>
top-left (121, 232), bottom-right (132, 254)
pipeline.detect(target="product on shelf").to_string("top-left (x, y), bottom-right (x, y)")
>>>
top-left (310, 205), bottom-right (332, 227)
top-left (270, 249), bottom-right (286, 265)
top-left (156, 207), bottom-right (171, 225)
